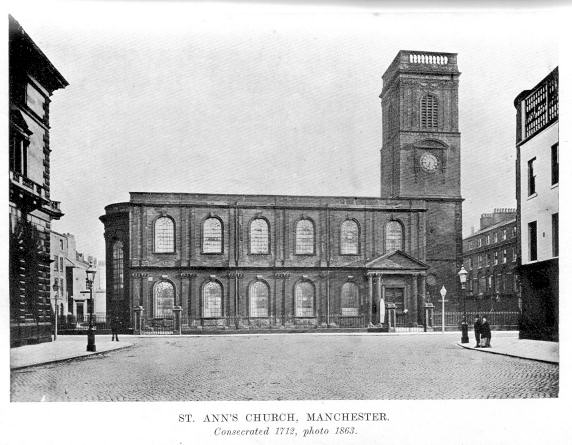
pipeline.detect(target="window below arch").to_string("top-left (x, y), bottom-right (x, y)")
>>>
top-left (250, 218), bottom-right (269, 254)
top-left (295, 281), bottom-right (315, 317)
top-left (203, 217), bottom-right (223, 253)
top-left (420, 94), bottom-right (438, 129)
top-left (203, 281), bottom-right (222, 318)
top-left (341, 282), bottom-right (359, 316)
top-left (385, 221), bottom-right (404, 252)
top-left (112, 240), bottom-right (124, 298)
top-left (154, 216), bottom-right (175, 253)
top-left (153, 281), bottom-right (174, 318)
top-left (295, 219), bottom-right (314, 254)
top-left (340, 220), bottom-right (359, 255)
top-left (249, 281), bottom-right (269, 317)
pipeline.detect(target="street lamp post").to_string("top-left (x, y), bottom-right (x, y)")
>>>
top-left (85, 262), bottom-right (97, 352)
top-left (458, 265), bottom-right (469, 343)
top-left (439, 285), bottom-right (447, 333)
top-left (52, 280), bottom-right (59, 341)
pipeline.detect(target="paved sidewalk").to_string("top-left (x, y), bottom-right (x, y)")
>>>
top-left (10, 336), bottom-right (132, 370)
top-left (458, 333), bottom-right (558, 364)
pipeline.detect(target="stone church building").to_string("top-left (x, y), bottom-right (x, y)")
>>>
top-left (100, 50), bottom-right (463, 332)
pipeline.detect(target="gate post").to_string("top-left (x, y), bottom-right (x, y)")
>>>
top-left (386, 302), bottom-right (397, 332)
top-left (173, 306), bottom-right (182, 335)
top-left (424, 303), bottom-right (435, 332)
top-left (134, 306), bottom-right (144, 335)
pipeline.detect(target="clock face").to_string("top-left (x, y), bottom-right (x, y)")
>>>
top-left (420, 152), bottom-right (438, 172)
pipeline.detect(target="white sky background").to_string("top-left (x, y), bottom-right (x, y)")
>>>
top-left (9, 4), bottom-right (560, 260)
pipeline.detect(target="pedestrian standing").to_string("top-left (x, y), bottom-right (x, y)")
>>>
top-left (473, 315), bottom-right (481, 347)
top-left (111, 316), bottom-right (120, 342)
top-left (480, 316), bottom-right (491, 348)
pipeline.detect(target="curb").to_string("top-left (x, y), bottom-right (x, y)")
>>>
top-left (132, 331), bottom-right (468, 338)
top-left (131, 330), bottom-right (519, 338)
top-left (457, 342), bottom-right (558, 365)
top-left (10, 343), bottom-right (133, 371)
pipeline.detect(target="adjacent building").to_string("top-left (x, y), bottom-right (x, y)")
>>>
top-left (463, 209), bottom-right (519, 313)
top-left (514, 68), bottom-right (559, 341)
top-left (101, 51), bottom-right (464, 332)
top-left (50, 231), bottom-right (106, 321)
top-left (9, 16), bottom-right (68, 346)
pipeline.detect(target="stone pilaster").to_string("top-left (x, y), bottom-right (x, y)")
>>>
top-left (412, 273), bottom-right (419, 325)
top-left (181, 272), bottom-right (196, 324)
top-left (367, 273), bottom-right (373, 325)
top-left (419, 274), bottom-right (427, 325)
top-left (275, 272), bottom-right (290, 326)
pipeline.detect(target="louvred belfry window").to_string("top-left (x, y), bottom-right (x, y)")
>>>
top-left (420, 94), bottom-right (438, 129)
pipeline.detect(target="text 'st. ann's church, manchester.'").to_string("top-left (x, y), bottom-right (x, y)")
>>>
top-left (100, 50), bottom-right (463, 333)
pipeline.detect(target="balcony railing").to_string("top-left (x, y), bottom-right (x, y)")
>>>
top-left (10, 171), bottom-right (47, 199)
top-left (49, 201), bottom-right (61, 212)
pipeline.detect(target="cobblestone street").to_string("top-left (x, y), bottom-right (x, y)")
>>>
top-left (10, 333), bottom-right (558, 402)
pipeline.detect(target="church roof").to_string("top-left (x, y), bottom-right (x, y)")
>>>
top-left (126, 191), bottom-right (428, 212)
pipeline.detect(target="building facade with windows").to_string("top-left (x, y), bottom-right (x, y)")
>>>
top-left (463, 209), bottom-right (519, 313)
top-left (100, 50), bottom-right (463, 331)
top-left (50, 231), bottom-right (106, 321)
top-left (514, 68), bottom-right (559, 341)
top-left (9, 16), bottom-right (68, 346)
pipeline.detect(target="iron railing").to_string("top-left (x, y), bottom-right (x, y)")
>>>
top-left (141, 317), bottom-right (175, 335)
top-left (433, 311), bottom-right (520, 329)
top-left (179, 315), bottom-right (367, 330)
top-left (326, 315), bottom-right (366, 328)
top-left (56, 315), bottom-right (113, 334)
top-left (56, 311), bottom-right (520, 335)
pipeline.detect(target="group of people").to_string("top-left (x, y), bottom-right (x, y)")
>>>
top-left (473, 315), bottom-right (491, 348)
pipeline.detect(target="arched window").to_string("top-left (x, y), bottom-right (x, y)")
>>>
top-left (112, 240), bottom-right (124, 297)
top-left (203, 281), bottom-right (222, 318)
top-left (249, 281), bottom-right (269, 317)
top-left (250, 218), bottom-right (269, 254)
top-left (340, 220), bottom-right (359, 255)
top-left (385, 221), bottom-right (403, 252)
top-left (341, 282), bottom-right (359, 316)
top-left (153, 281), bottom-right (174, 318)
top-left (295, 219), bottom-right (314, 254)
top-left (295, 281), bottom-right (315, 317)
top-left (203, 217), bottom-right (223, 253)
top-left (420, 94), bottom-right (438, 129)
top-left (154, 217), bottom-right (174, 253)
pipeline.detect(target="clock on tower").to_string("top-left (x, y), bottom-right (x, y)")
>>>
top-left (379, 50), bottom-right (463, 314)
top-left (379, 50), bottom-right (461, 200)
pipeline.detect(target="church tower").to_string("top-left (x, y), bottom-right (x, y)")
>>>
top-left (380, 50), bottom-right (463, 301)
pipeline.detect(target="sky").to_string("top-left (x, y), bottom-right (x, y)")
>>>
top-left (8, 3), bottom-right (561, 261)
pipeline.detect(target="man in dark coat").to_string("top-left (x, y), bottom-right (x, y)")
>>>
top-left (480, 316), bottom-right (491, 347)
top-left (111, 316), bottom-right (120, 342)
top-left (473, 316), bottom-right (481, 347)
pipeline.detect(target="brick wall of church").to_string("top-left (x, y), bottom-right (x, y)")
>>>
top-left (101, 195), bottom-right (430, 328)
